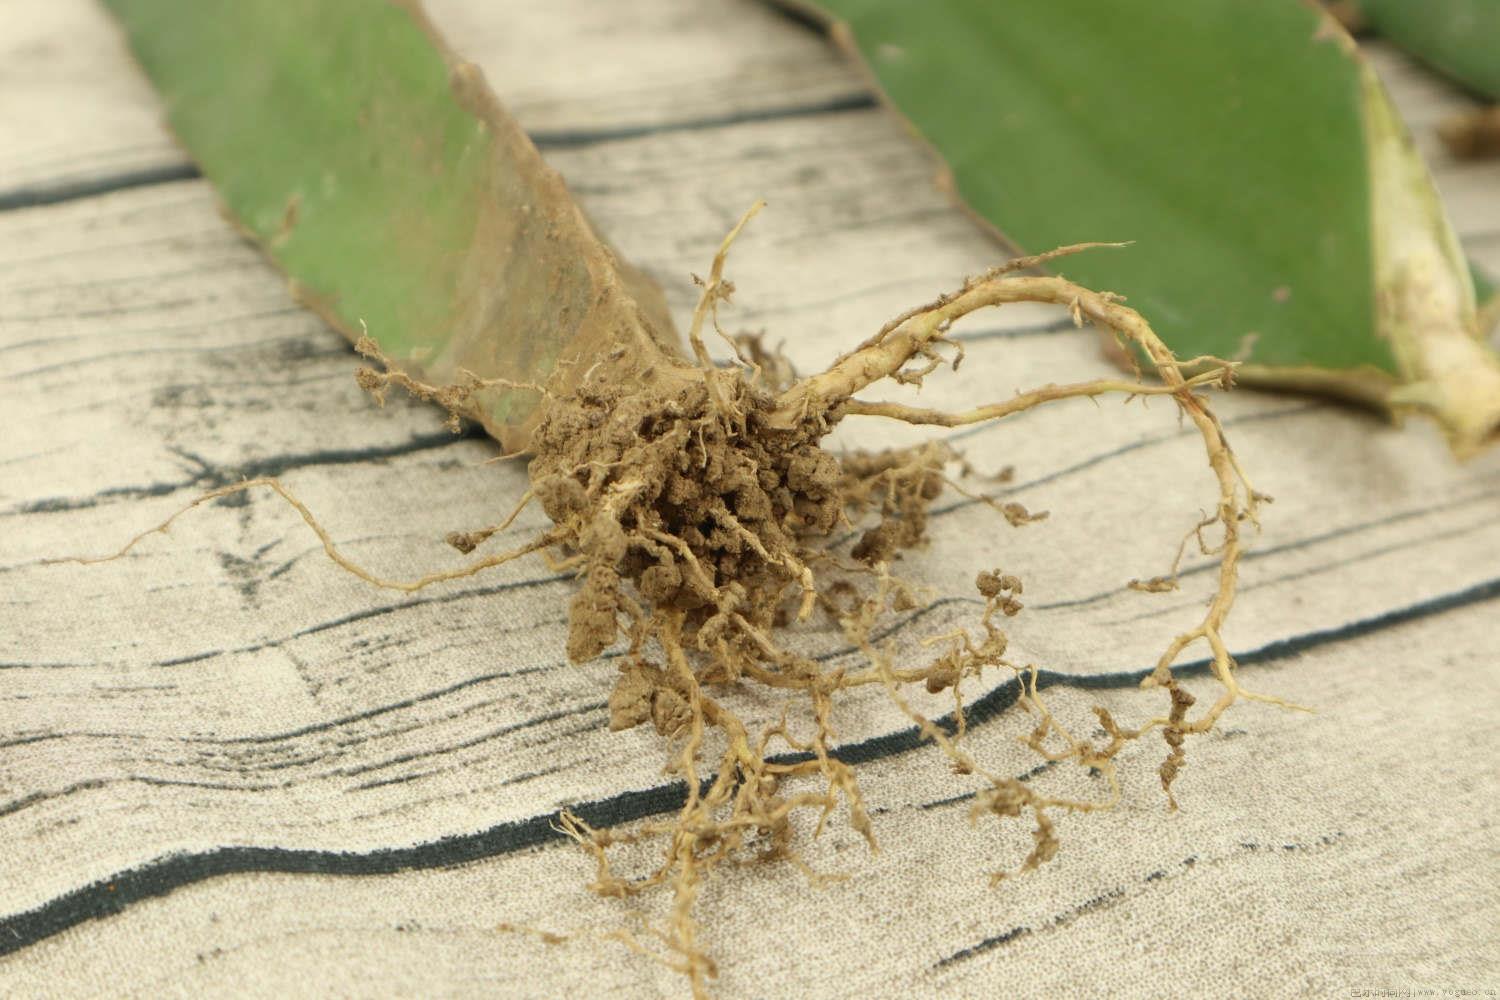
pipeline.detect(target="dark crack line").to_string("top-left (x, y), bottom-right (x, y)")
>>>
top-left (4, 255), bottom-right (262, 298)
top-left (0, 165), bottom-right (202, 213)
top-left (0, 582), bottom-right (936, 750)
top-left (0, 303), bottom-right (308, 358)
top-left (2, 573), bottom-right (1495, 957)
top-left (155, 568), bottom-right (569, 671)
top-left (0, 94), bottom-right (876, 218)
top-left (6, 425), bottom-right (485, 518)
top-left (0, 595), bottom-right (569, 745)
top-left (947, 316), bottom-right (1078, 343)
top-left (0, 695), bottom-right (607, 820)
top-left (2, 328), bottom-right (339, 382)
top-left (1029, 478), bottom-right (1500, 614)
top-left (935, 832), bottom-right (1348, 969)
top-left (935, 400), bottom-right (1322, 495)
top-left (527, 93), bottom-right (876, 149)
top-left (824, 401), bottom-right (1321, 551)
top-left (1107, 514), bottom-right (1496, 627)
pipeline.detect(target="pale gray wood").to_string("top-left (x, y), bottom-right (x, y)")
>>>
top-left (1, 2), bottom-right (1498, 996)
top-left (7, 596), bottom-right (1496, 998)
top-left (0, 0), bottom-right (866, 206)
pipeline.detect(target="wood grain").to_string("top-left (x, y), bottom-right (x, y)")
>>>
top-left (1, 2), bottom-right (1498, 995)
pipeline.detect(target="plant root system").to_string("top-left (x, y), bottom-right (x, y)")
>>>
top-left (76, 209), bottom-right (1308, 998)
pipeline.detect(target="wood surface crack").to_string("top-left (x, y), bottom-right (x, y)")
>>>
top-left (4, 426), bottom-right (485, 519)
top-left (0, 164), bottom-right (201, 213)
top-left (2, 574), bottom-right (1493, 959)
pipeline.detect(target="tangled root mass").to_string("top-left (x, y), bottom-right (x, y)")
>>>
top-left (495, 223), bottom-right (1300, 994)
top-left (76, 214), bottom-right (1308, 998)
top-left (531, 373), bottom-right (840, 670)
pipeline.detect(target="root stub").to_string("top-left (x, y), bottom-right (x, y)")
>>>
top-left (76, 215), bottom-right (1306, 998)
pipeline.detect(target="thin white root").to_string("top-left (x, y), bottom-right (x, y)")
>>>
top-left (825, 241), bottom-right (1130, 370)
top-left (837, 367), bottom-right (1232, 427)
top-left (446, 489), bottom-right (536, 553)
top-left (52, 476), bottom-right (557, 592)
top-left (768, 253), bottom-right (1289, 811)
top-left (685, 200), bottom-right (765, 425)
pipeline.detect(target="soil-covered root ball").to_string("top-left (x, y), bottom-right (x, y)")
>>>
top-left (71, 220), bottom-right (1308, 1000)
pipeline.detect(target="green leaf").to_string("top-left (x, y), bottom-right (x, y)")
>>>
top-left (1358, 0), bottom-right (1500, 98)
top-left (102, 0), bottom-right (677, 451)
top-left (779, 0), bottom-right (1500, 453)
top-left (1472, 264), bottom-right (1496, 303)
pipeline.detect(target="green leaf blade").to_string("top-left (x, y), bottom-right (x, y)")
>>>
top-left (785, 0), bottom-right (1500, 452)
top-left (804, 0), bottom-right (1386, 373)
top-left (103, 0), bottom-right (676, 449)
top-left (1358, 0), bottom-right (1500, 99)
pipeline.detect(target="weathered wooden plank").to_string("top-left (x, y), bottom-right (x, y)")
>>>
top-left (5, 597), bottom-right (1499, 997)
top-left (3, 137), bottom-right (1498, 915)
top-left (0, 0), bottom-right (867, 205)
top-left (2, 1), bottom-right (1498, 992)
